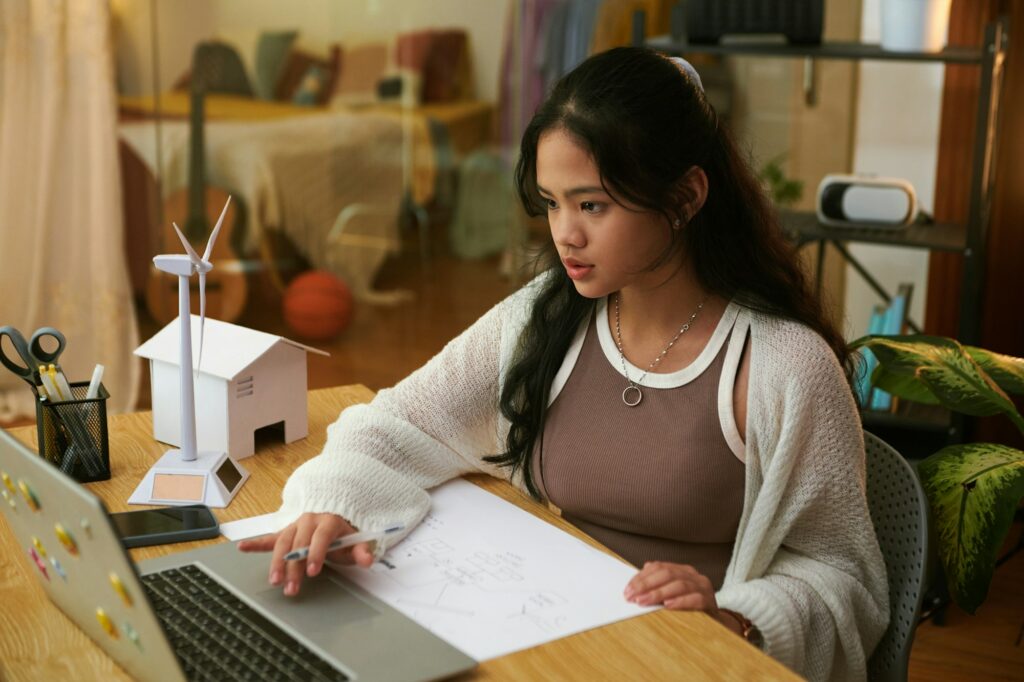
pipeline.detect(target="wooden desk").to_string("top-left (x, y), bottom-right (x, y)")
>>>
top-left (0, 386), bottom-right (799, 681)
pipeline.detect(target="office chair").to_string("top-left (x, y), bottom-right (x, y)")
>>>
top-left (864, 431), bottom-right (930, 682)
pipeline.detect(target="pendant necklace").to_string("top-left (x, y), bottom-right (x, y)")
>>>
top-left (613, 293), bottom-right (706, 407)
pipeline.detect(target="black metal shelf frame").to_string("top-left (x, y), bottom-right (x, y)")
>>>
top-left (638, 12), bottom-right (1010, 440)
top-left (640, 15), bottom-right (1008, 348)
top-left (783, 210), bottom-right (968, 335)
top-left (645, 35), bottom-right (986, 64)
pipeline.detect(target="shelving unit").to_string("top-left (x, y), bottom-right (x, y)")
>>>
top-left (779, 210), bottom-right (968, 253)
top-left (640, 14), bottom-right (1010, 445)
top-left (645, 35), bottom-right (987, 64)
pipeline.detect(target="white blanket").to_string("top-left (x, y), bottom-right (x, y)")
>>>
top-left (119, 112), bottom-right (406, 297)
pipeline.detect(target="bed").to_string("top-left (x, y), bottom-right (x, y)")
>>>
top-left (118, 92), bottom-right (493, 304)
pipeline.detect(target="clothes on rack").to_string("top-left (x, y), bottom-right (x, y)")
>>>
top-left (536, 0), bottom-right (572, 96)
top-left (498, 0), bottom-right (560, 156)
top-left (498, 0), bottom-right (674, 154)
top-left (562, 0), bottom-right (605, 75)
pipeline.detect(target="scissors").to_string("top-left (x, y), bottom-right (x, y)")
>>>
top-left (0, 326), bottom-right (67, 390)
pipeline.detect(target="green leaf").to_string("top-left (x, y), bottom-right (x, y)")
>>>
top-left (916, 364), bottom-right (1011, 417)
top-left (965, 346), bottom-right (1024, 396)
top-left (851, 335), bottom-right (1022, 428)
top-left (918, 443), bottom-right (1024, 613)
top-left (775, 180), bottom-right (804, 206)
top-left (761, 164), bottom-right (783, 183)
top-left (851, 334), bottom-right (959, 375)
top-left (871, 365), bottom-right (940, 405)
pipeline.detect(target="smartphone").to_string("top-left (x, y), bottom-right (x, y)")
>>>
top-left (110, 504), bottom-right (220, 548)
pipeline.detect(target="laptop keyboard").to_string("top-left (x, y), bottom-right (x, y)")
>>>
top-left (141, 564), bottom-right (349, 682)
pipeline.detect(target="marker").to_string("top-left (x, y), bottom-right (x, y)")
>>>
top-left (38, 365), bottom-right (59, 401)
top-left (283, 524), bottom-right (405, 562)
top-left (51, 365), bottom-right (74, 401)
top-left (86, 364), bottom-right (105, 399)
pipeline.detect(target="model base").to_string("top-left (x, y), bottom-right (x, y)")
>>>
top-left (128, 449), bottom-right (249, 508)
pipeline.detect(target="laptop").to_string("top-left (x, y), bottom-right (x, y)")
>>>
top-left (0, 429), bottom-right (476, 681)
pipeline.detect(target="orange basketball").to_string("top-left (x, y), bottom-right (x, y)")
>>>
top-left (282, 271), bottom-right (354, 340)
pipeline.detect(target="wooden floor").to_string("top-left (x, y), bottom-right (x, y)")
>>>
top-left (7, 225), bottom-right (1024, 679)
top-left (909, 535), bottom-right (1024, 682)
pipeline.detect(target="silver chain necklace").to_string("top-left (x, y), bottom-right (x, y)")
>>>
top-left (613, 293), bottom-right (705, 407)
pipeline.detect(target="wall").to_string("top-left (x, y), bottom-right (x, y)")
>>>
top-left (727, 0), bottom-right (861, 329)
top-left (844, 0), bottom-right (947, 338)
top-left (112, 0), bottom-right (510, 102)
top-left (111, 0), bottom-right (214, 98)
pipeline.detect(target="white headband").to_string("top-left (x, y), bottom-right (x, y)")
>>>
top-left (669, 56), bottom-right (704, 92)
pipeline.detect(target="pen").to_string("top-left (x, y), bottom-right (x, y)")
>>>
top-left (283, 523), bottom-right (406, 561)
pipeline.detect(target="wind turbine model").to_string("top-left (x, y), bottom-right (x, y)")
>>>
top-left (129, 197), bottom-right (249, 508)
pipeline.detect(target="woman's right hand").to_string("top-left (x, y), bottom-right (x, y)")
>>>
top-left (237, 512), bottom-right (375, 596)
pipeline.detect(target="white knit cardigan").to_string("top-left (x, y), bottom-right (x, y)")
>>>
top-left (278, 274), bottom-right (890, 681)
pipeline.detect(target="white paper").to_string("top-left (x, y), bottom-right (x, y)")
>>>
top-left (335, 479), bottom-right (656, 661)
top-left (219, 512), bottom-right (283, 541)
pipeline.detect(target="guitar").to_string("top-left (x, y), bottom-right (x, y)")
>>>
top-left (145, 50), bottom-right (248, 325)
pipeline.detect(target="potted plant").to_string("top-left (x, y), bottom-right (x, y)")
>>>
top-left (850, 334), bottom-right (1024, 613)
top-left (758, 154), bottom-right (804, 208)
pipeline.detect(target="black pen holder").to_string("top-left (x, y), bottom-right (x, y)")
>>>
top-left (35, 382), bottom-right (111, 483)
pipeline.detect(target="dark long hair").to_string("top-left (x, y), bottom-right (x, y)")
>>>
top-left (485, 47), bottom-right (851, 498)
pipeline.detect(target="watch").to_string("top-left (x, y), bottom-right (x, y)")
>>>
top-left (719, 608), bottom-right (765, 650)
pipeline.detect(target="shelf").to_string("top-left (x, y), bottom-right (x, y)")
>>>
top-left (781, 210), bottom-right (967, 252)
top-left (861, 402), bottom-right (952, 434)
top-left (646, 35), bottom-right (985, 64)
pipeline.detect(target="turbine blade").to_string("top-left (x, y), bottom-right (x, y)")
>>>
top-left (203, 195), bottom-right (232, 262)
top-left (196, 272), bottom-right (206, 378)
top-left (172, 223), bottom-right (202, 264)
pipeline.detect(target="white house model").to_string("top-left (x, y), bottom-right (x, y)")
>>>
top-left (135, 315), bottom-right (328, 459)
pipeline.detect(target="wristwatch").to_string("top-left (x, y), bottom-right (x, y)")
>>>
top-left (719, 608), bottom-right (765, 650)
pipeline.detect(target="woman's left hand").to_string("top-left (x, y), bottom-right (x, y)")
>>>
top-left (623, 561), bottom-right (743, 635)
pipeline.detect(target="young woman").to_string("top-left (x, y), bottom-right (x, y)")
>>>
top-left (240, 47), bottom-right (889, 681)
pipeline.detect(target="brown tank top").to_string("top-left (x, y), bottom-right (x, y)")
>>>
top-left (531, 306), bottom-right (745, 588)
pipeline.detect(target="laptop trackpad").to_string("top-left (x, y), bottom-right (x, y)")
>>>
top-left (254, 573), bottom-right (379, 635)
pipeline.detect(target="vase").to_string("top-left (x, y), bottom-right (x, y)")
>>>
top-left (880, 0), bottom-right (952, 52)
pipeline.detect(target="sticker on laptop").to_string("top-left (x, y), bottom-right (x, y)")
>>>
top-left (31, 536), bottom-right (47, 558)
top-left (54, 523), bottom-right (78, 556)
top-left (50, 557), bottom-right (68, 582)
top-left (123, 621), bottom-right (143, 651)
top-left (18, 480), bottom-right (39, 511)
top-left (109, 572), bottom-right (133, 607)
top-left (95, 608), bottom-right (118, 639)
top-left (28, 547), bottom-right (49, 580)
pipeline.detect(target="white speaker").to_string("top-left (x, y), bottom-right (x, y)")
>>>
top-left (816, 174), bottom-right (919, 228)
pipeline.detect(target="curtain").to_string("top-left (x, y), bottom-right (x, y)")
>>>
top-left (0, 0), bottom-right (139, 420)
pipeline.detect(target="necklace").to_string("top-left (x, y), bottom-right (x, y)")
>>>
top-left (613, 293), bottom-right (706, 407)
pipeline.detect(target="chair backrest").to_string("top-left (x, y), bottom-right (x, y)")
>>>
top-left (864, 431), bottom-right (929, 682)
